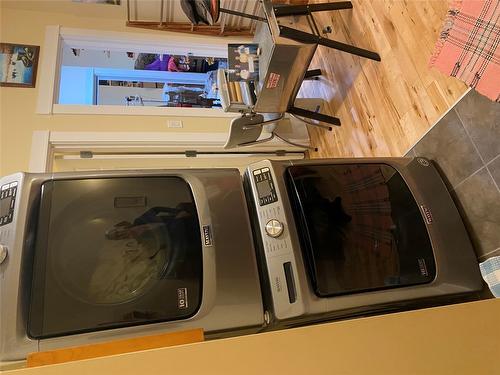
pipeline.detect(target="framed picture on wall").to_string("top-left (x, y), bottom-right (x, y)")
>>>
top-left (0, 43), bottom-right (40, 88)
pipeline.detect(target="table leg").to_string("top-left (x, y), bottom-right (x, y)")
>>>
top-left (279, 25), bottom-right (381, 61)
top-left (219, 8), bottom-right (266, 22)
top-left (288, 106), bottom-right (340, 128)
top-left (273, 2), bottom-right (353, 17)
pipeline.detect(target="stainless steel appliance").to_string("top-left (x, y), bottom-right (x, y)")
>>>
top-left (0, 157), bottom-right (483, 361)
top-left (243, 158), bottom-right (483, 327)
top-left (0, 169), bottom-right (263, 361)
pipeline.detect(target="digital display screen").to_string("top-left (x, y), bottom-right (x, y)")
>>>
top-left (256, 180), bottom-right (272, 199)
top-left (0, 197), bottom-right (13, 217)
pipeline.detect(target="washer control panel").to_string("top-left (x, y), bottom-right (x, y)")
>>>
top-left (246, 161), bottom-right (305, 321)
top-left (0, 182), bottom-right (18, 227)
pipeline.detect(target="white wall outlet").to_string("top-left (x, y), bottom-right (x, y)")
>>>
top-left (168, 120), bottom-right (183, 128)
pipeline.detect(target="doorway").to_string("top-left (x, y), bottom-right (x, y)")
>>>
top-left (37, 25), bottom-right (247, 117)
top-left (58, 46), bottom-right (227, 109)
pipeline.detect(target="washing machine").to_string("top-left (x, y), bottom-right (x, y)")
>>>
top-left (243, 157), bottom-right (483, 327)
top-left (0, 169), bottom-right (263, 361)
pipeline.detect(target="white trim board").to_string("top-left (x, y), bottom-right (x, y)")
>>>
top-left (36, 25), bottom-right (61, 114)
top-left (29, 131), bottom-right (53, 173)
top-left (52, 104), bottom-right (235, 117)
top-left (36, 25), bottom-right (244, 117)
top-left (29, 131), bottom-right (305, 172)
top-left (60, 26), bottom-right (243, 57)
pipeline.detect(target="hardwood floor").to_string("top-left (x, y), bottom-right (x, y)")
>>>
top-left (295, 0), bottom-right (468, 158)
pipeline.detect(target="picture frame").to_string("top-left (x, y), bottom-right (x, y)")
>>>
top-left (0, 43), bottom-right (40, 88)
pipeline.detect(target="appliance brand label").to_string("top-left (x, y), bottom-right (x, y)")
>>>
top-left (202, 225), bottom-right (213, 246)
top-left (177, 288), bottom-right (188, 309)
top-left (266, 72), bottom-right (280, 89)
top-left (418, 258), bottom-right (429, 276)
top-left (420, 205), bottom-right (433, 224)
top-left (417, 158), bottom-right (430, 167)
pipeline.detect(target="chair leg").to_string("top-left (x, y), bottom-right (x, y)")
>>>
top-left (304, 69), bottom-right (322, 79)
top-left (279, 25), bottom-right (381, 62)
top-left (288, 106), bottom-right (340, 128)
top-left (273, 132), bottom-right (317, 151)
top-left (273, 2), bottom-right (353, 17)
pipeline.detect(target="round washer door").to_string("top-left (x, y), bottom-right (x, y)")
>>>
top-left (29, 177), bottom-right (203, 339)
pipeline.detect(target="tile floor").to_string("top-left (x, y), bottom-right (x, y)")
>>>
top-left (407, 90), bottom-right (500, 264)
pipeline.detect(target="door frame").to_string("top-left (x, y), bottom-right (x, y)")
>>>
top-left (36, 25), bottom-right (250, 117)
top-left (29, 131), bottom-right (305, 173)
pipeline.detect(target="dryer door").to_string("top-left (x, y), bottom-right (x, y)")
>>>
top-left (286, 163), bottom-right (436, 297)
top-left (28, 176), bottom-right (203, 339)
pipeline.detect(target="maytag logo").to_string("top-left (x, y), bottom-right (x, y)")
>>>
top-left (418, 258), bottom-right (429, 276)
top-left (417, 158), bottom-right (430, 167)
top-left (202, 225), bottom-right (213, 246)
top-left (177, 288), bottom-right (188, 309)
top-left (420, 205), bottom-right (433, 224)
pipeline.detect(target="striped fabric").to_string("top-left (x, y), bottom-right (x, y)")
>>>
top-left (430, 0), bottom-right (500, 102)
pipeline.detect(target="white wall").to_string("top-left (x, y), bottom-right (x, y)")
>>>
top-left (61, 45), bottom-right (136, 69)
top-left (58, 67), bottom-right (95, 104)
top-left (98, 86), bottom-right (164, 106)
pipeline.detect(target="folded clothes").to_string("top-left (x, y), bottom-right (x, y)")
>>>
top-left (479, 256), bottom-right (500, 297)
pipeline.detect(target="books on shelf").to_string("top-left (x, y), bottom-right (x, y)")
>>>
top-left (227, 43), bottom-right (260, 82)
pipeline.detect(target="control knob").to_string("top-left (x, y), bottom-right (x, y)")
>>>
top-left (265, 219), bottom-right (284, 238)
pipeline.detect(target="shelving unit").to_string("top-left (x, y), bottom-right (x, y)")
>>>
top-left (126, 0), bottom-right (261, 37)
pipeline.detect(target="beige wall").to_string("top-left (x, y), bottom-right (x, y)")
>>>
top-left (0, 2), bottom-right (232, 176)
top-left (3, 299), bottom-right (500, 374)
